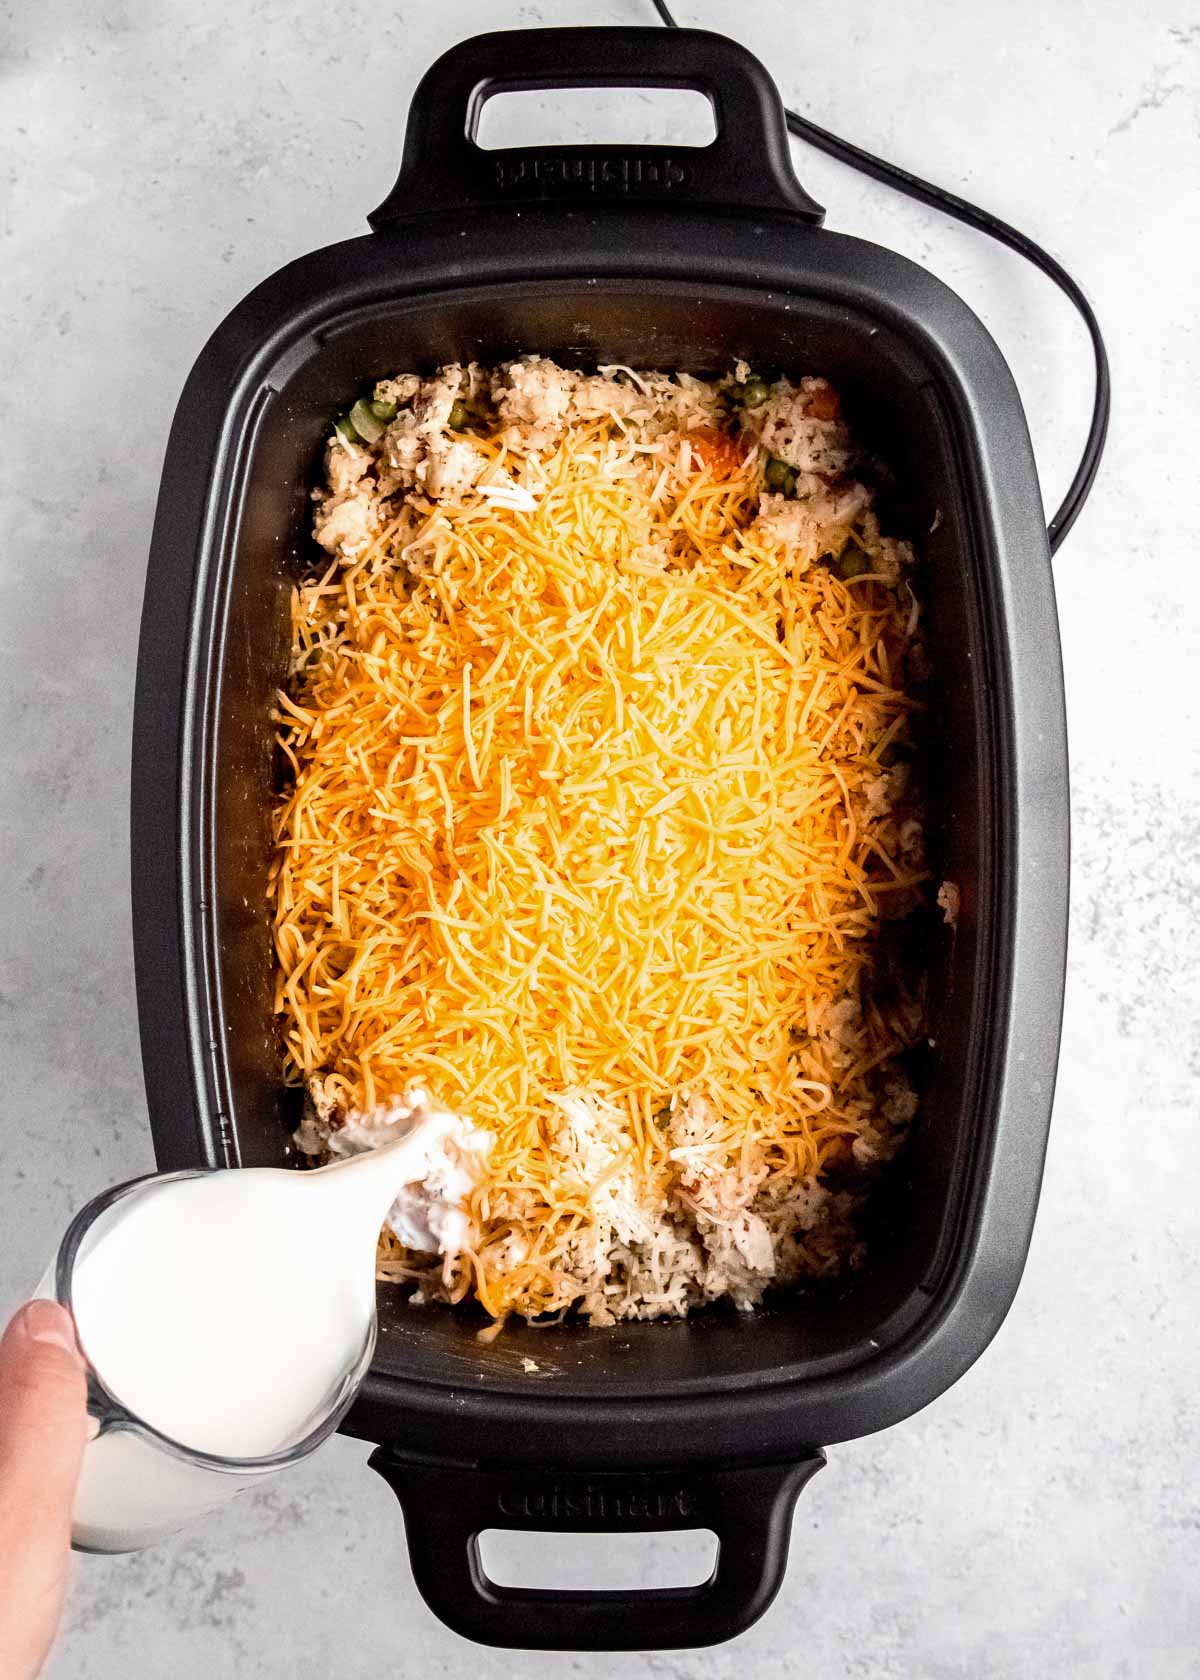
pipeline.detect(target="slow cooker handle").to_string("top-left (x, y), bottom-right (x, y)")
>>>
top-left (369, 1449), bottom-right (824, 1650)
top-left (369, 26), bottom-right (824, 226)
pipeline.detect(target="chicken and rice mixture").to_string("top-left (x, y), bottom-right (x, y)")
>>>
top-left (271, 357), bottom-right (931, 1326)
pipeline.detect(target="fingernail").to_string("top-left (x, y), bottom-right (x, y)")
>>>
top-left (17, 1299), bottom-right (83, 1360)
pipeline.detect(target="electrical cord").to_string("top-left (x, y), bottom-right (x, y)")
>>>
top-left (649, 0), bottom-right (1110, 553)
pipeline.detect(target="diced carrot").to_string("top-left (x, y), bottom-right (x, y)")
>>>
top-left (688, 426), bottom-right (746, 478)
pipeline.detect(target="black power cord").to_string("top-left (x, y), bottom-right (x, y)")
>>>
top-left (649, 0), bottom-right (1110, 553)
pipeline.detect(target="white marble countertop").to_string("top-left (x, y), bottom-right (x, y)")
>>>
top-left (2, 1), bottom-right (1197, 1674)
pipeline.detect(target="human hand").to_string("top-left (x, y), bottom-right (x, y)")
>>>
top-left (0, 1301), bottom-right (88, 1680)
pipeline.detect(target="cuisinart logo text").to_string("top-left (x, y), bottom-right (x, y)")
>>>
top-left (495, 1480), bottom-right (696, 1523)
top-left (492, 154), bottom-right (691, 196)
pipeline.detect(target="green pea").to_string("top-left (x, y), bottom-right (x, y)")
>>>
top-left (370, 398), bottom-right (398, 422)
top-left (764, 456), bottom-right (796, 494)
top-left (837, 544), bottom-right (871, 579)
top-left (738, 375), bottom-right (770, 407)
top-left (448, 400), bottom-right (468, 430)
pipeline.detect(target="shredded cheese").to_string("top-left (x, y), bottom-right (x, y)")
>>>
top-left (271, 368), bottom-right (930, 1320)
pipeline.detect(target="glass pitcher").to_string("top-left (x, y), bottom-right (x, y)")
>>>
top-left (37, 1172), bottom-right (375, 1553)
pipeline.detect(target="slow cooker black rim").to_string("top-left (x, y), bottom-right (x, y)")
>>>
top-left (134, 253), bottom-right (1064, 1437)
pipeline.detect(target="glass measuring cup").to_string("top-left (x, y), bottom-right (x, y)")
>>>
top-left (38, 1171), bottom-right (376, 1554)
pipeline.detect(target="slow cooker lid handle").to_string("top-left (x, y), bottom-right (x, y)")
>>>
top-left (369, 26), bottom-right (825, 227)
top-left (370, 1448), bottom-right (825, 1650)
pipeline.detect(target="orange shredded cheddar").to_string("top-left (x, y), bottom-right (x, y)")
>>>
top-left (271, 363), bottom-right (930, 1323)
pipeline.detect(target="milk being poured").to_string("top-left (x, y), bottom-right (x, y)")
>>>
top-left (56, 1101), bottom-right (485, 1551)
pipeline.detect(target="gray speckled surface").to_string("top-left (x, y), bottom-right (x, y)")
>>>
top-left (2, 1), bottom-right (1198, 1674)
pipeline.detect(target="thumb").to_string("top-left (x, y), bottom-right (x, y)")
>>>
top-left (0, 1300), bottom-right (89, 1680)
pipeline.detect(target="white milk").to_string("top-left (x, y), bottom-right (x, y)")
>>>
top-left (61, 1109), bottom-right (473, 1551)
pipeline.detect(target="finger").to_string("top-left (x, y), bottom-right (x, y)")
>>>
top-left (0, 1299), bottom-right (89, 1680)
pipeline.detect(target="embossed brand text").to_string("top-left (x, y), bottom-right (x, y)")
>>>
top-left (493, 154), bottom-right (691, 196)
top-left (496, 1481), bottom-right (696, 1523)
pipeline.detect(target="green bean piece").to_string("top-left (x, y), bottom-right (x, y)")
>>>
top-left (369, 398), bottom-right (398, 422)
top-left (448, 400), bottom-right (468, 430)
top-left (348, 399), bottom-right (385, 444)
top-left (764, 456), bottom-right (796, 494)
top-left (333, 415), bottom-right (358, 446)
top-left (837, 544), bottom-right (871, 579)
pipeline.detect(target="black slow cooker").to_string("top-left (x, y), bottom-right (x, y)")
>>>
top-left (131, 26), bottom-right (1069, 1652)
